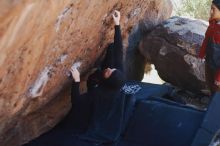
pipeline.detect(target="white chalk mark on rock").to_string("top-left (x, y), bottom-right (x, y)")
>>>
top-left (66, 62), bottom-right (82, 77)
top-left (184, 54), bottom-right (205, 81)
top-left (55, 7), bottom-right (72, 32)
top-left (56, 54), bottom-right (68, 64)
top-left (29, 66), bottom-right (53, 98)
top-left (71, 62), bottom-right (81, 70)
top-left (159, 46), bottom-right (168, 56)
top-left (129, 8), bottom-right (141, 18)
top-left (60, 54), bottom-right (68, 63)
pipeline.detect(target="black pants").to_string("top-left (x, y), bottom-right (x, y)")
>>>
top-left (205, 63), bottom-right (220, 95)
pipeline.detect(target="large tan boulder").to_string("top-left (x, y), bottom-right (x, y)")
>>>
top-left (0, 0), bottom-right (172, 145)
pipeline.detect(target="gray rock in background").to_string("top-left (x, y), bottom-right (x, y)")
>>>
top-left (139, 16), bottom-right (209, 93)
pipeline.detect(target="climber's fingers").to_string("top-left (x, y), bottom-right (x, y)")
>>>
top-left (112, 10), bottom-right (120, 25)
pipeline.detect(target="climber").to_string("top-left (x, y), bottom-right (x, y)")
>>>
top-left (198, 0), bottom-right (220, 95)
top-left (70, 10), bottom-right (135, 145)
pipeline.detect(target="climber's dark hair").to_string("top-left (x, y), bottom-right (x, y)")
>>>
top-left (213, 0), bottom-right (220, 10)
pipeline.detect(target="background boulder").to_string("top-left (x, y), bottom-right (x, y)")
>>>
top-left (139, 16), bottom-right (208, 93)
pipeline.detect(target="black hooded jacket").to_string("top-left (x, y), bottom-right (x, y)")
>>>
top-left (71, 25), bottom-right (135, 144)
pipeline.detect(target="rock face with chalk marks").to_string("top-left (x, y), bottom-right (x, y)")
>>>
top-left (0, 0), bottom-right (172, 145)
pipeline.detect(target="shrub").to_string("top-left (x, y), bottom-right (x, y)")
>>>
top-left (173, 0), bottom-right (212, 20)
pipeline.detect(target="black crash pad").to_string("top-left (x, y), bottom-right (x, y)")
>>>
top-left (24, 82), bottom-right (205, 146)
top-left (124, 97), bottom-right (204, 146)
